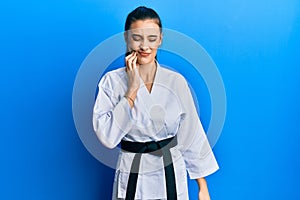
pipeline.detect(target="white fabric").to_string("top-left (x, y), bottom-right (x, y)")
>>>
top-left (93, 63), bottom-right (219, 200)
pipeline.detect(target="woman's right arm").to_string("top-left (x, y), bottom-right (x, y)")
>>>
top-left (92, 74), bottom-right (133, 149)
top-left (124, 51), bottom-right (140, 108)
top-left (93, 52), bottom-right (140, 149)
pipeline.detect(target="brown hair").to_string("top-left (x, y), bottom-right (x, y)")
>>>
top-left (125, 6), bottom-right (162, 32)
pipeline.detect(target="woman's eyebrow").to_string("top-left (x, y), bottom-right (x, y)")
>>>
top-left (131, 33), bottom-right (142, 37)
top-left (131, 33), bottom-right (158, 37)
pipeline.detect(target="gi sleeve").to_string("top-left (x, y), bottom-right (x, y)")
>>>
top-left (176, 75), bottom-right (219, 179)
top-left (92, 73), bottom-right (133, 149)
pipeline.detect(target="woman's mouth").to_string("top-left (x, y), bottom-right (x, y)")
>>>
top-left (138, 52), bottom-right (151, 57)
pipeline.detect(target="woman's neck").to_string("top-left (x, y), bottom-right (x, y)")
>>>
top-left (139, 61), bottom-right (157, 84)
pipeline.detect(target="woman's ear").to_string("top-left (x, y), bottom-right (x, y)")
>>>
top-left (124, 31), bottom-right (131, 53)
top-left (124, 31), bottom-right (128, 44)
top-left (124, 31), bottom-right (132, 53)
top-left (158, 32), bottom-right (163, 46)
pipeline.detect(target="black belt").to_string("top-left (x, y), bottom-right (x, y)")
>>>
top-left (121, 136), bottom-right (178, 200)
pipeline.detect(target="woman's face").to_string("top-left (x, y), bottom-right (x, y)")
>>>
top-left (125, 19), bottom-right (162, 65)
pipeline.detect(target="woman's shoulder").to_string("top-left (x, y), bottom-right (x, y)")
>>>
top-left (98, 67), bottom-right (127, 87)
top-left (103, 67), bottom-right (126, 79)
top-left (159, 65), bottom-right (188, 84)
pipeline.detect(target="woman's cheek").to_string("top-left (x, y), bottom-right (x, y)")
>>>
top-left (129, 41), bottom-right (141, 50)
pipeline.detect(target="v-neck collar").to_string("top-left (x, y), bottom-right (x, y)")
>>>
top-left (139, 61), bottom-right (161, 95)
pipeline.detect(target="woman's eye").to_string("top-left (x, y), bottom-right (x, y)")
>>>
top-left (148, 37), bottom-right (157, 42)
top-left (132, 36), bottom-right (142, 41)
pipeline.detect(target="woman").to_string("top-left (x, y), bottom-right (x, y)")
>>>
top-left (93, 6), bottom-right (219, 200)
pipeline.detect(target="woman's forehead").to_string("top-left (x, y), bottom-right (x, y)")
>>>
top-left (127, 28), bottom-right (160, 36)
top-left (128, 19), bottom-right (161, 35)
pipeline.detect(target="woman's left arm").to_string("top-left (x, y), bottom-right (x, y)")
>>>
top-left (197, 177), bottom-right (211, 200)
top-left (174, 75), bottom-right (218, 199)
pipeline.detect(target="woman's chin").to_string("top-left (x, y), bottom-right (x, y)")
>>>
top-left (137, 57), bottom-right (155, 65)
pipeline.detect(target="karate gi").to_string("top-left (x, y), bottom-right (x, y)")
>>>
top-left (93, 63), bottom-right (219, 200)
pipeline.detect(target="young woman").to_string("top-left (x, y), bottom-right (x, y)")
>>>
top-left (93, 6), bottom-right (219, 200)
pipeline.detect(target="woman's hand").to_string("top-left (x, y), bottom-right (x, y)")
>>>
top-left (125, 51), bottom-right (140, 106)
top-left (197, 178), bottom-right (211, 200)
top-left (198, 188), bottom-right (211, 200)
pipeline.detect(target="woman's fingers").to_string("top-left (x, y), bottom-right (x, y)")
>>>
top-left (126, 52), bottom-right (137, 70)
top-left (125, 51), bottom-right (135, 62)
top-left (132, 55), bottom-right (138, 69)
top-left (125, 55), bottom-right (132, 70)
top-left (125, 53), bottom-right (131, 70)
top-left (125, 51), bottom-right (140, 93)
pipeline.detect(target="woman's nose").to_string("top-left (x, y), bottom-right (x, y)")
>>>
top-left (139, 40), bottom-right (150, 50)
top-left (139, 45), bottom-right (149, 51)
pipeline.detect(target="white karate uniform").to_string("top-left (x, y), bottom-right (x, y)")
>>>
top-left (93, 63), bottom-right (219, 200)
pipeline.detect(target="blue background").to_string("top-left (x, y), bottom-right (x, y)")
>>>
top-left (1, 0), bottom-right (300, 199)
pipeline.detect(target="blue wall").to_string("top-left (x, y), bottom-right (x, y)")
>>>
top-left (1, 0), bottom-right (299, 199)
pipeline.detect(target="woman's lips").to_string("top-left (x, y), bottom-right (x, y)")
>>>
top-left (138, 52), bottom-right (151, 57)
